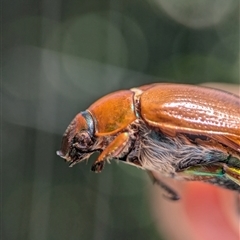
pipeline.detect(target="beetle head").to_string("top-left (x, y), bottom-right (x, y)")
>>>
top-left (57, 111), bottom-right (96, 166)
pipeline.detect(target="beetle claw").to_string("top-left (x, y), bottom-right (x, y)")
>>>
top-left (162, 191), bottom-right (180, 201)
top-left (91, 162), bottom-right (104, 173)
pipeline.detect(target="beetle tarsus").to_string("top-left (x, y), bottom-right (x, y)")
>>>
top-left (148, 171), bottom-right (180, 201)
top-left (91, 162), bottom-right (104, 173)
top-left (156, 179), bottom-right (180, 201)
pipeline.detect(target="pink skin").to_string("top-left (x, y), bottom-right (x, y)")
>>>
top-left (183, 183), bottom-right (239, 240)
top-left (150, 84), bottom-right (240, 240)
top-left (151, 180), bottom-right (239, 240)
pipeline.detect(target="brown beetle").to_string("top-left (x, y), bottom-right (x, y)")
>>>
top-left (57, 83), bottom-right (240, 200)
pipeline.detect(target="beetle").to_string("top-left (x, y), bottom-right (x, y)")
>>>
top-left (57, 83), bottom-right (240, 200)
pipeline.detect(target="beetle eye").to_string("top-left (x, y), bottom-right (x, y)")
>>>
top-left (73, 131), bottom-right (93, 149)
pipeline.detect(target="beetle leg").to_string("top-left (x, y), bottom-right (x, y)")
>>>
top-left (178, 164), bottom-right (235, 189)
top-left (223, 164), bottom-right (240, 186)
top-left (179, 165), bottom-right (224, 181)
top-left (176, 150), bottom-right (228, 171)
top-left (91, 132), bottom-right (130, 173)
top-left (148, 171), bottom-right (180, 201)
top-left (181, 165), bottom-right (240, 187)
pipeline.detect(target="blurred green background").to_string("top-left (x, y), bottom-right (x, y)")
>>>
top-left (3, 0), bottom-right (239, 240)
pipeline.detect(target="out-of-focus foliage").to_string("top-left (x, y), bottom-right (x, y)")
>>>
top-left (3, 0), bottom-right (239, 239)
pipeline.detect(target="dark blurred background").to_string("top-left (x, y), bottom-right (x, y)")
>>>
top-left (2, 0), bottom-right (239, 240)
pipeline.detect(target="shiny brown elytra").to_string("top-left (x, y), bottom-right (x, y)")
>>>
top-left (57, 83), bottom-right (240, 200)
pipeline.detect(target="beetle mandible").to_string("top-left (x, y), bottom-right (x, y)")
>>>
top-left (57, 83), bottom-right (240, 200)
